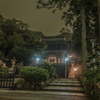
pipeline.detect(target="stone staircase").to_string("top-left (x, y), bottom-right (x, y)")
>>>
top-left (42, 78), bottom-right (84, 93)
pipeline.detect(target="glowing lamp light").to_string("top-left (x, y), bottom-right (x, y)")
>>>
top-left (65, 58), bottom-right (68, 61)
top-left (74, 68), bottom-right (77, 71)
top-left (69, 55), bottom-right (72, 57)
top-left (36, 58), bottom-right (40, 61)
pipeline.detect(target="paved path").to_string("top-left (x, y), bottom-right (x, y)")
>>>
top-left (0, 89), bottom-right (93, 100)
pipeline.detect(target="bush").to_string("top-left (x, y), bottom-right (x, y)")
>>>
top-left (84, 67), bottom-right (100, 84)
top-left (19, 66), bottom-right (36, 82)
top-left (0, 66), bottom-right (8, 78)
top-left (40, 62), bottom-right (55, 79)
top-left (19, 66), bottom-right (49, 83)
top-left (79, 67), bottom-right (100, 100)
top-left (31, 68), bottom-right (49, 83)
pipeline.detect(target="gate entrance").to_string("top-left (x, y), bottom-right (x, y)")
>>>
top-left (52, 63), bottom-right (65, 78)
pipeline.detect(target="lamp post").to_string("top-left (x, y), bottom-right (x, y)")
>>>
top-left (35, 57), bottom-right (40, 67)
top-left (65, 57), bottom-right (69, 78)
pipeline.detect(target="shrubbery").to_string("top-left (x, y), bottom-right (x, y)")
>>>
top-left (40, 62), bottom-right (55, 79)
top-left (79, 67), bottom-right (100, 100)
top-left (0, 66), bottom-right (8, 78)
top-left (19, 66), bottom-right (36, 82)
top-left (82, 67), bottom-right (100, 84)
top-left (19, 66), bottom-right (49, 83)
top-left (30, 68), bottom-right (49, 83)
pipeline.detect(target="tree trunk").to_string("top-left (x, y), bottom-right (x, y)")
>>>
top-left (97, 0), bottom-right (100, 41)
top-left (80, 0), bottom-right (88, 72)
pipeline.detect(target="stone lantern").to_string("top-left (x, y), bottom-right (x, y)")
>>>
top-left (11, 57), bottom-right (16, 68)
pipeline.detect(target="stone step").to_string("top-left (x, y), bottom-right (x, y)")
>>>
top-left (54, 79), bottom-right (79, 82)
top-left (55, 78), bottom-right (78, 81)
top-left (42, 86), bottom-right (84, 93)
top-left (52, 81), bottom-right (80, 84)
top-left (68, 75), bottom-right (75, 78)
top-left (48, 83), bottom-right (81, 87)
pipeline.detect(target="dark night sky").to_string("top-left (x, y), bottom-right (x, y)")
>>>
top-left (0, 0), bottom-right (70, 36)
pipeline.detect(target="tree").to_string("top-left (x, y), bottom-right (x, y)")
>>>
top-left (0, 30), bottom-right (7, 54)
top-left (0, 13), bottom-right (47, 66)
top-left (97, 0), bottom-right (100, 41)
top-left (4, 31), bottom-right (47, 65)
top-left (58, 28), bottom-right (72, 41)
top-left (71, 16), bottom-right (82, 53)
top-left (37, 0), bottom-right (88, 71)
top-left (37, 0), bottom-right (99, 72)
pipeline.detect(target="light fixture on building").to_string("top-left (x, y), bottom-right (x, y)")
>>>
top-left (69, 55), bottom-right (72, 57)
top-left (65, 58), bottom-right (69, 61)
top-left (36, 58), bottom-right (40, 62)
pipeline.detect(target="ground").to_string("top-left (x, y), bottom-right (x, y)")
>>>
top-left (0, 89), bottom-right (93, 100)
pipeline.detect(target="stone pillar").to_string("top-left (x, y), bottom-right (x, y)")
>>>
top-left (61, 57), bottom-right (64, 63)
top-left (58, 58), bottom-right (60, 63)
top-left (48, 57), bottom-right (50, 63)
top-left (56, 57), bottom-right (58, 63)
top-left (54, 57), bottom-right (56, 63)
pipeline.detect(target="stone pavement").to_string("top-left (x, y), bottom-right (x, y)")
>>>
top-left (0, 78), bottom-right (94, 100)
top-left (0, 89), bottom-right (93, 100)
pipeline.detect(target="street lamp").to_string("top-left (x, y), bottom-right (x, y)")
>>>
top-left (65, 57), bottom-right (69, 78)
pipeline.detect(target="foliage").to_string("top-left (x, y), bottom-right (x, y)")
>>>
top-left (16, 79), bottom-right (26, 84)
top-left (0, 66), bottom-right (8, 78)
top-left (37, 0), bottom-right (99, 72)
top-left (82, 67), bottom-right (100, 85)
top-left (79, 67), bottom-right (100, 100)
top-left (19, 66), bottom-right (49, 83)
top-left (37, 0), bottom-right (98, 53)
top-left (40, 62), bottom-right (55, 79)
top-left (0, 13), bottom-right (47, 66)
top-left (0, 30), bottom-right (7, 52)
top-left (19, 66), bottom-right (36, 82)
top-left (31, 68), bottom-right (49, 83)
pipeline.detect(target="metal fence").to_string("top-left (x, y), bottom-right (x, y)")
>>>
top-left (0, 73), bottom-right (15, 89)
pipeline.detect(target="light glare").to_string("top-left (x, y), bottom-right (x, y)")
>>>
top-left (74, 68), bottom-right (77, 71)
top-left (36, 58), bottom-right (40, 61)
top-left (65, 58), bottom-right (68, 61)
